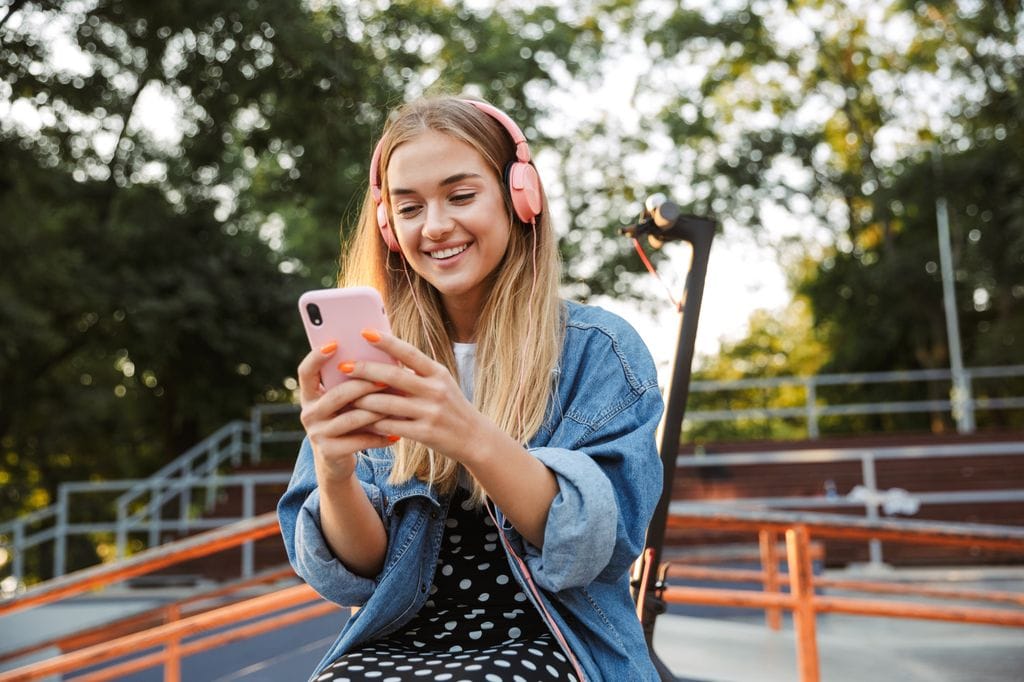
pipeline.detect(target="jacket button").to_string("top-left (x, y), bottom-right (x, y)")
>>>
top-left (420, 583), bottom-right (427, 593)
top-left (430, 511), bottom-right (438, 520)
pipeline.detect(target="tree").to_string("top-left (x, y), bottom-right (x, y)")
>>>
top-left (0, 0), bottom-right (601, 553)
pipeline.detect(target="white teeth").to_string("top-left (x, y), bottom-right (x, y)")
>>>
top-left (430, 244), bottom-right (468, 259)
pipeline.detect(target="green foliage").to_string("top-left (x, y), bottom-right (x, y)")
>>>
top-left (0, 0), bottom-right (602, 548)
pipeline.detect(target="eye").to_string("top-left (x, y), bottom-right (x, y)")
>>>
top-left (395, 203), bottom-right (421, 217)
top-left (450, 192), bottom-right (476, 203)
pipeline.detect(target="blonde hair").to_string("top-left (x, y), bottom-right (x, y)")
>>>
top-left (340, 97), bottom-right (564, 505)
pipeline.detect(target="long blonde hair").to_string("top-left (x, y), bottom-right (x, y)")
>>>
top-left (340, 97), bottom-right (564, 504)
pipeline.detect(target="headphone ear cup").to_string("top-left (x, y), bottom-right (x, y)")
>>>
top-left (507, 161), bottom-right (543, 223)
top-left (377, 202), bottom-right (401, 252)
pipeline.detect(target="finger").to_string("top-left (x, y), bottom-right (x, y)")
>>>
top-left (300, 378), bottom-right (386, 432)
top-left (351, 392), bottom-right (421, 421)
top-left (360, 328), bottom-right (441, 377)
top-left (318, 405), bottom-right (388, 439)
top-left (297, 341), bottom-right (339, 404)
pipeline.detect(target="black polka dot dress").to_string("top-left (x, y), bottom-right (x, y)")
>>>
top-left (316, 487), bottom-right (579, 681)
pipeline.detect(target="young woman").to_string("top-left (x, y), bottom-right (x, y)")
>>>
top-left (278, 96), bottom-right (664, 682)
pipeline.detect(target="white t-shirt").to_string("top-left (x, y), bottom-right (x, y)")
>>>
top-left (452, 342), bottom-right (477, 402)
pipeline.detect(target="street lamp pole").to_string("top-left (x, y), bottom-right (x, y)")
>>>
top-left (933, 151), bottom-right (975, 433)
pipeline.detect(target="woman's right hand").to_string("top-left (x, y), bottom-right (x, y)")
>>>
top-left (297, 342), bottom-right (395, 482)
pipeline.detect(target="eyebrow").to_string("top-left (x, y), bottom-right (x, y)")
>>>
top-left (389, 172), bottom-right (483, 196)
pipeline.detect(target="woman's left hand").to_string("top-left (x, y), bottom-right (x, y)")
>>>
top-left (345, 329), bottom-right (486, 463)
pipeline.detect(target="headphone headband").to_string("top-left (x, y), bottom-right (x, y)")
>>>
top-left (369, 99), bottom-right (543, 252)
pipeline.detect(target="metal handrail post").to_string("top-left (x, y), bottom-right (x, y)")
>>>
top-left (250, 406), bottom-right (262, 465)
top-left (860, 453), bottom-right (884, 566)
top-left (786, 526), bottom-right (820, 682)
top-left (116, 499), bottom-right (128, 560)
top-left (148, 480), bottom-right (161, 549)
top-left (12, 521), bottom-right (25, 583)
top-left (758, 529), bottom-right (782, 630)
top-left (805, 378), bottom-right (819, 439)
top-left (241, 478), bottom-right (255, 579)
top-left (54, 485), bottom-right (70, 577)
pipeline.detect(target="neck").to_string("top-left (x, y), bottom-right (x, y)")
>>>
top-left (442, 294), bottom-right (482, 343)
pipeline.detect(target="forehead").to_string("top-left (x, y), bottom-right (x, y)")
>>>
top-left (386, 129), bottom-right (493, 188)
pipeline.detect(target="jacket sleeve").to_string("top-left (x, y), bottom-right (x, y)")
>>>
top-left (516, 320), bottom-right (664, 593)
top-left (276, 438), bottom-right (384, 606)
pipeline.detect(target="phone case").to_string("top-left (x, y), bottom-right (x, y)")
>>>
top-left (298, 287), bottom-right (396, 389)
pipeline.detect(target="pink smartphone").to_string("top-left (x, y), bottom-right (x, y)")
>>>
top-left (298, 287), bottom-right (397, 389)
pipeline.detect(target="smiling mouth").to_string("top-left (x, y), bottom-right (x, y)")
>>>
top-left (429, 244), bottom-right (469, 260)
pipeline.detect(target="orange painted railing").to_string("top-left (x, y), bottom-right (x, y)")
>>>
top-left (662, 505), bottom-right (1024, 682)
top-left (0, 511), bottom-right (280, 619)
top-left (3, 504), bottom-right (1023, 681)
top-left (0, 566), bottom-right (296, 666)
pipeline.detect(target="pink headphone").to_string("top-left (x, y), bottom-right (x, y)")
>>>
top-left (369, 99), bottom-right (544, 252)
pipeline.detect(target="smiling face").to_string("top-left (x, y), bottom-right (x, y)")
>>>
top-left (385, 129), bottom-right (512, 338)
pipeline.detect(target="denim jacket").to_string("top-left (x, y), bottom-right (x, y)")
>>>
top-left (277, 301), bottom-right (664, 681)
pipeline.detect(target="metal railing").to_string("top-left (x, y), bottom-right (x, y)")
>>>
top-left (2, 499), bottom-right (1022, 681)
top-left (2, 364), bottom-right (1022, 585)
top-left (660, 507), bottom-right (1024, 682)
top-left (675, 439), bottom-right (1024, 567)
top-left (0, 407), bottom-right (298, 585)
top-left (684, 364), bottom-right (1024, 438)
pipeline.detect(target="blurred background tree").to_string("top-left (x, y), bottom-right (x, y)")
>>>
top-left (0, 0), bottom-right (606, 531)
top-left (617, 0), bottom-right (1022, 440)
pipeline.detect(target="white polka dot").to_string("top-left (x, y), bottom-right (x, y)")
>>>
top-left (444, 662), bottom-right (460, 668)
top-left (529, 648), bottom-right (543, 656)
top-left (522, 660), bottom-right (537, 671)
top-left (481, 621), bottom-right (494, 630)
top-left (445, 518), bottom-right (458, 528)
top-left (469, 630), bottom-right (482, 640)
top-left (508, 627), bottom-right (522, 638)
top-left (496, 574), bottom-right (509, 585)
top-left (448, 645), bottom-right (463, 653)
top-left (348, 666), bottom-right (364, 671)
top-left (397, 666), bottom-right (413, 672)
top-left (365, 673), bottom-right (381, 679)
top-left (485, 532), bottom-right (498, 541)
top-left (461, 499), bottom-right (475, 510)
top-left (514, 676), bottom-right (528, 682)
top-left (413, 641), bottom-right (425, 648)
top-left (465, 664), bottom-right (482, 671)
top-left (484, 543), bottom-right (497, 551)
top-left (384, 677), bottom-right (401, 682)
top-left (435, 674), bottom-right (453, 681)
top-left (441, 564), bottom-right (454, 576)
top-left (568, 674), bottom-right (578, 682)
top-left (450, 534), bottom-right (462, 543)
top-left (495, 659), bottom-right (512, 668)
top-left (479, 593), bottom-right (490, 602)
top-left (546, 664), bottom-right (559, 676)
top-left (485, 675), bottom-right (503, 682)
top-left (513, 592), bottom-right (527, 602)
top-left (553, 651), bottom-right (566, 662)
top-left (430, 584), bottom-right (438, 594)
top-left (445, 620), bottom-right (457, 630)
top-left (459, 578), bottom-right (472, 589)
top-left (414, 671), bottom-right (430, 677)
top-left (477, 562), bottom-right (491, 571)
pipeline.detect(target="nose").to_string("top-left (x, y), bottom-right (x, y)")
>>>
top-left (421, 205), bottom-right (455, 241)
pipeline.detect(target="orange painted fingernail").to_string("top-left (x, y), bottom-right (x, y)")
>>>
top-left (374, 381), bottom-right (389, 388)
top-left (361, 328), bottom-right (381, 343)
top-left (387, 435), bottom-right (401, 443)
top-left (320, 342), bottom-right (338, 355)
top-left (338, 361), bottom-right (355, 373)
